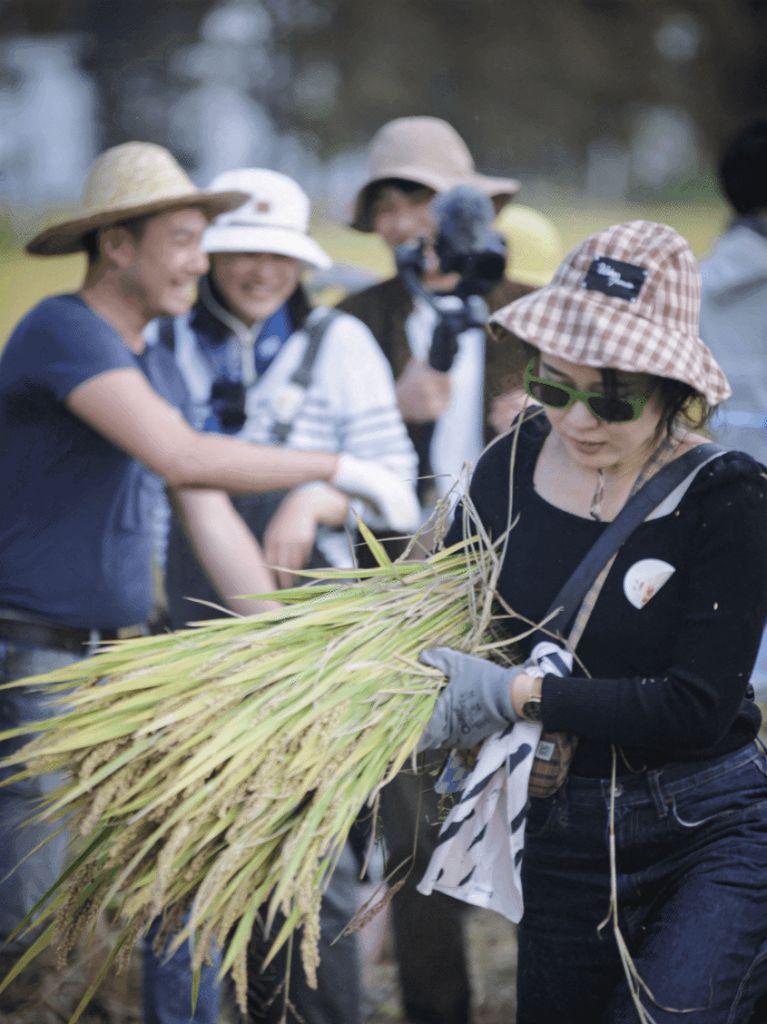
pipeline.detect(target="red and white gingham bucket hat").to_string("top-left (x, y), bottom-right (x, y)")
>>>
top-left (490, 220), bottom-right (731, 406)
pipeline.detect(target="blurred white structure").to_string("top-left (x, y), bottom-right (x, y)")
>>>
top-left (0, 35), bottom-right (97, 213)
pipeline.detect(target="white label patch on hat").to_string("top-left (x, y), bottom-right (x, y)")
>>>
top-left (623, 558), bottom-right (675, 609)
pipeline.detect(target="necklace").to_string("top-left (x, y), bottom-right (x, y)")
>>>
top-left (588, 435), bottom-right (681, 523)
top-left (590, 469), bottom-right (605, 521)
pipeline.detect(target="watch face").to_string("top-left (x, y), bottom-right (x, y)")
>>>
top-left (522, 698), bottom-right (542, 723)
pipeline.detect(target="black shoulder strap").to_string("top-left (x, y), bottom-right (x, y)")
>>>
top-left (157, 316), bottom-right (176, 351)
top-left (546, 442), bottom-right (724, 636)
top-left (270, 309), bottom-right (340, 445)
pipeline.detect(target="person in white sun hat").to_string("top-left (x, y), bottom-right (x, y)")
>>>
top-left (0, 143), bottom-right (419, 1022)
top-left (416, 220), bottom-right (767, 1022)
top-left (153, 166), bottom-right (417, 1024)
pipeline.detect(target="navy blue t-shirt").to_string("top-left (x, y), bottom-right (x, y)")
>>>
top-left (0, 294), bottom-right (190, 628)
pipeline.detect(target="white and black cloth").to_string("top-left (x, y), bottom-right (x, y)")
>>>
top-left (417, 642), bottom-right (572, 922)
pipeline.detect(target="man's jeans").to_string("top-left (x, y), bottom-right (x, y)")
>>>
top-left (0, 639), bottom-right (222, 1023)
top-left (0, 640), bottom-right (78, 950)
top-left (517, 743), bottom-right (767, 1024)
top-left (144, 840), bottom-right (363, 1024)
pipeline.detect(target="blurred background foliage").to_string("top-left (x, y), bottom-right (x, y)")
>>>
top-left (1, 0), bottom-right (766, 333)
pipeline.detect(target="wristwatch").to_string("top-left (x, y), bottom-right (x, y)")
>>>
top-left (521, 695), bottom-right (543, 723)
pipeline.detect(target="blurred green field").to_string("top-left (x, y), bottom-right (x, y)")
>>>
top-left (0, 199), bottom-right (729, 345)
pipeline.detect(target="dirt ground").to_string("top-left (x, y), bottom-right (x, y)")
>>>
top-left (363, 906), bottom-right (518, 1023)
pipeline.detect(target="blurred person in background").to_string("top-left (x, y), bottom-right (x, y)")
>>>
top-left (339, 116), bottom-right (528, 515)
top-left (0, 142), bottom-right (419, 1023)
top-left (155, 166), bottom-right (418, 1024)
top-left (700, 119), bottom-right (767, 701)
top-left (337, 114), bottom-right (529, 1024)
top-left (488, 204), bottom-right (565, 433)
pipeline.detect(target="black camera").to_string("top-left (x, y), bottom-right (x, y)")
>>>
top-left (209, 378), bottom-right (246, 432)
top-left (394, 184), bottom-right (507, 298)
top-left (393, 185), bottom-right (507, 375)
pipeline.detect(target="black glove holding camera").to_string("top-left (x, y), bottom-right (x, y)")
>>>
top-left (394, 185), bottom-right (507, 500)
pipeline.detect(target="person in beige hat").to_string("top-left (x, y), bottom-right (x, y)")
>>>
top-left (338, 114), bottom-right (528, 1024)
top-left (415, 220), bottom-right (767, 1021)
top-left (0, 142), bottom-right (418, 1021)
top-left (340, 116), bottom-right (530, 507)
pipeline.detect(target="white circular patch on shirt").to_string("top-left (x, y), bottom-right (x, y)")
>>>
top-left (623, 558), bottom-right (676, 609)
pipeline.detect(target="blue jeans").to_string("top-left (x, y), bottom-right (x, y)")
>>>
top-left (518, 744), bottom-right (767, 1024)
top-left (0, 640), bottom-right (79, 951)
top-left (142, 918), bottom-right (222, 1024)
top-left (0, 638), bottom-right (221, 1023)
top-left (751, 629), bottom-right (767, 701)
top-left (143, 820), bottom-right (362, 1024)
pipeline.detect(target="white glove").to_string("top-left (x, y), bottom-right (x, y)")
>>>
top-left (331, 454), bottom-right (420, 534)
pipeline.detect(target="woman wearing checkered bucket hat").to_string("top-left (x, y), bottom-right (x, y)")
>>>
top-left (415, 221), bottom-right (767, 1021)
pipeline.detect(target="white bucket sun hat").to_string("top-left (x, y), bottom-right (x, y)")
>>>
top-left (26, 142), bottom-right (248, 257)
top-left (203, 168), bottom-right (332, 271)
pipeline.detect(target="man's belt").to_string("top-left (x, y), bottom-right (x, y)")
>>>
top-left (0, 617), bottom-right (144, 655)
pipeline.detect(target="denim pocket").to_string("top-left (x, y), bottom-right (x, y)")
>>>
top-left (669, 755), bottom-right (767, 830)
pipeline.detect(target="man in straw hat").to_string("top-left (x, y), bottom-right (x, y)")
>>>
top-left (0, 141), bottom-right (419, 1020)
top-left (155, 166), bottom-right (417, 1024)
top-left (339, 114), bottom-right (529, 1024)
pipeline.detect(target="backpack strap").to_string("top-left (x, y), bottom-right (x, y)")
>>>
top-left (156, 316), bottom-right (177, 351)
top-left (270, 309), bottom-right (340, 445)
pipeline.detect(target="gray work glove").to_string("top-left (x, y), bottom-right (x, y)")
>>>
top-left (417, 647), bottom-right (524, 752)
top-left (331, 454), bottom-right (421, 534)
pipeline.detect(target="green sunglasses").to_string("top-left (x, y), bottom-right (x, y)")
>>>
top-left (523, 358), bottom-right (650, 423)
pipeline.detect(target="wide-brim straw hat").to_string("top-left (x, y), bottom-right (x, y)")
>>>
top-left (489, 219), bottom-right (731, 407)
top-left (26, 142), bottom-right (249, 256)
top-left (203, 168), bottom-right (331, 271)
top-left (350, 116), bottom-right (521, 232)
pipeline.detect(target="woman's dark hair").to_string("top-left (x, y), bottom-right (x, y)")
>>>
top-left (359, 177), bottom-right (436, 231)
top-left (516, 340), bottom-right (712, 436)
top-left (287, 283), bottom-right (313, 329)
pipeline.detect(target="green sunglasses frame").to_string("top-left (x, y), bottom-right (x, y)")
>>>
top-left (523, 358), bottom-right (649, 423)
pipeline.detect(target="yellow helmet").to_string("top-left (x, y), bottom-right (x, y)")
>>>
top-left (494, 204), bottom-right (564, 287)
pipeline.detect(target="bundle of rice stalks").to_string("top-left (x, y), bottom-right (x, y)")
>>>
top-left (0, 521), bottom-right (530, 1019)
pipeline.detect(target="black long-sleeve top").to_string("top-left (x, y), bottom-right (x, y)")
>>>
top-left (448, 414), bottom-right (767, 777)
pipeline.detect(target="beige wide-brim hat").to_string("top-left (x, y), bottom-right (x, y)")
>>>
top-left (350, 116), bottom-right (521, 232)
top-left (26, 142), bottom-right (249, 256)
top-left (490, 219), bottom-right (731, 407)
